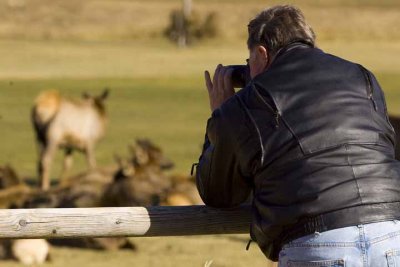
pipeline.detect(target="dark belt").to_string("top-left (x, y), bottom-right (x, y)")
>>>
top-left (278, 202), bottom-right (400, 249)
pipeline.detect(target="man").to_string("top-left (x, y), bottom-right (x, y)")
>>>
top-left (195, 5), bottom-right (400, 266)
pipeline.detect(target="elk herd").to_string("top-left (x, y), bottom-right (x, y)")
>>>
top-left (0, 89), bottom-right (202, 265)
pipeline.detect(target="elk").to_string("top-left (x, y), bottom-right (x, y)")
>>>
top-left (101, 139), bottom-right (202, 207)
top-left (101, 139), bottom-right (175, 207)
top-left (11, 239), bottom-right (50, 265)
top-left (32, 89), bottom-right (109, 191)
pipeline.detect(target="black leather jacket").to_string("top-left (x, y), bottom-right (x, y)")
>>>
top-left (196, 43), bottom-right (400, 261)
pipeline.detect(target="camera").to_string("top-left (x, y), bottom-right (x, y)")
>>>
top-left (229, 65), bottom-right (251, 88)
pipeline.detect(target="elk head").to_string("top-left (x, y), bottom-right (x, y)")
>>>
top-left (82, 88), bottom-right (109, 116)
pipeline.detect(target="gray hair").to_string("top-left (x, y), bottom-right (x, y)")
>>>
top-left (247, 5), bottom-right (316, 57)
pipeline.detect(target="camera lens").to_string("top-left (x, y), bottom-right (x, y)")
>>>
top-left (230, 65), bottom-right (250, 88)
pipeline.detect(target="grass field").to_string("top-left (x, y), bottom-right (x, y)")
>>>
top-left (0, 0), bottom-right (399, 266)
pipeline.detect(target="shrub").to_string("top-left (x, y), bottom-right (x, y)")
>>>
top-left (164, 9), bottom-right (219, 47)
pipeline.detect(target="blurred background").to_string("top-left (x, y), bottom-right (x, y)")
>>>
top-left (0, 0), bottom-right (399, 266)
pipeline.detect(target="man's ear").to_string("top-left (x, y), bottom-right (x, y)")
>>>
top-left (256, 45), bottom-right (269, 68)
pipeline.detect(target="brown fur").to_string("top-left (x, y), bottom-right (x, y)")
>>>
top-left (163, 192), bottom-right (193, 206)
top-left (33, 90), bottom-right (61, 125)
top-left (164, 174), bottom-right (203, 206)
top-left (101, 139), bottom-right (173, 207)
top-left (101, 139), bottom-right (202, 207)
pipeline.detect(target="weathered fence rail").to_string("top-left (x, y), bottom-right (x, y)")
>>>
top-left (0, 205), bottom-right (252, 239)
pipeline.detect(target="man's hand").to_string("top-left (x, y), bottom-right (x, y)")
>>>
top-left (205, 64), bottom-right (235, 112)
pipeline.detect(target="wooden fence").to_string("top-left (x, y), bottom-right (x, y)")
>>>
top-left (0, 205), bottom-right (252, 239)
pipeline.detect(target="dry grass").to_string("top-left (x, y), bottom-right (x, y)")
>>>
top-left (0, 0), bottom-right (399, 42)
top-left (0, 235), bottom-right (275, 267)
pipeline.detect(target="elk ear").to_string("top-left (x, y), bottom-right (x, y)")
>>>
top-left (82, 92), bottom-right (91, 99)
top-left (114, 154), bottom-right (135, 177)
top-left (101, 88), bottom-right (109, 100)
top-left (135, 144), bottom-right (149, 166)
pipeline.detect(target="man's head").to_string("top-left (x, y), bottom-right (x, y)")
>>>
top-left (247, 5), bottom-right (315, 78)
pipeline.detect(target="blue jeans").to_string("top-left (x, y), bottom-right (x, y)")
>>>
top-left (278, 220), bottom-right (400, 267)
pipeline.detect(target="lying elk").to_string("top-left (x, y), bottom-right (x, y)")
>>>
top-left (32, 89), bottom-right (109, 190)
top-left (101, 139), bottom-right (175, 207)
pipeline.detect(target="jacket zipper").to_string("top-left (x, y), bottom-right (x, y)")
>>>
top-left (366, 73), bottom-right (378, 111)
top-left (360, 66), bottom-right (395, 137)
top-left (359, 65), bottom-right (378, 111)
top-left (253, 84), bottom-right (281, 128)
top-left (235, 94), bottom-right (266, 166)
top-left (274, 110), bottom-right (280, 128)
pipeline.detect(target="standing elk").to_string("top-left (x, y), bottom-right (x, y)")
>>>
top-left (32, 89), bottom-right (109, 190)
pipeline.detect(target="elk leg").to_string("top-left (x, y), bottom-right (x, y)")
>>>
top-left (60, 148), bottom-right (73, 185)
top-left (85, 144), bottom-right (96, 170)
top-left (39, 144), bottom-right (57, 191)
top-left (36, 141), bottom-right (44, 181)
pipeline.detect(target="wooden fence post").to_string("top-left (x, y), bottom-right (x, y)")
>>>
top-left (0, 205), bottom-right (252, 239)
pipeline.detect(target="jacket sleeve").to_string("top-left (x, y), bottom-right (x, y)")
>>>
top-left (195, 107), bottom-right (253, 208)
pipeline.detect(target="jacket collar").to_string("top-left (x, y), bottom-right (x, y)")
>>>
top-left (272, 40), bottom-right (313, 64)
top-left (250, 41), bottom-right (313, 83)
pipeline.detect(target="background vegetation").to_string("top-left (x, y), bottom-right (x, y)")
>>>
top-left (0, 0), bottom-right (399, 266)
